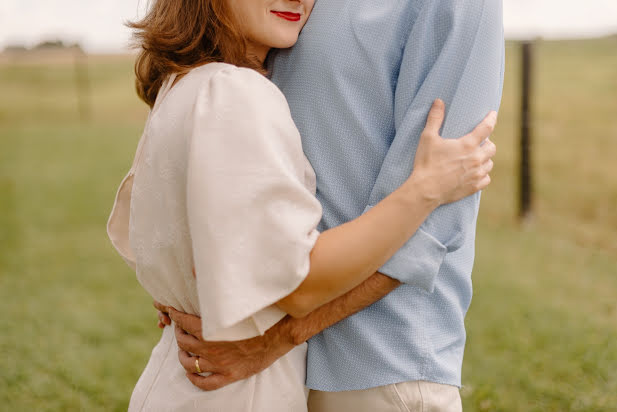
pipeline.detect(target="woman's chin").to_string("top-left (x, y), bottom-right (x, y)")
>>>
top-left (269, 34), bottom-right (300, 50)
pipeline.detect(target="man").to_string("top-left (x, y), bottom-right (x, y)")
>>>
top-left (161, 0), bottom-right (504, 409)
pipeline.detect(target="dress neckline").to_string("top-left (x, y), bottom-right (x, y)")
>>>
top-left (151, 73), bottom-right (179, 116)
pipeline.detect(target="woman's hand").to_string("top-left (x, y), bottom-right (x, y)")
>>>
top-left (409, 99), bottom-right (497, 206)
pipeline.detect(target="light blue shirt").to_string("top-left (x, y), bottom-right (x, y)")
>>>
top-left (271, 0), bottom-right (504, 390)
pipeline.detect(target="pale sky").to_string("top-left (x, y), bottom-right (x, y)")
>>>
top-left (1, 0), bottom-right (616, 52)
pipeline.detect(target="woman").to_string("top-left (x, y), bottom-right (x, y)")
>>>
top-left (107, 0), bottom-right (497, 411)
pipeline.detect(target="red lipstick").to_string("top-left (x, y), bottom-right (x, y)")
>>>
top-left (271, 11), bottom-right (301, 22)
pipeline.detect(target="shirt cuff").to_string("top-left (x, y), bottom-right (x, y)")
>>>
top-left (362, 205), bottom-right (447, 292)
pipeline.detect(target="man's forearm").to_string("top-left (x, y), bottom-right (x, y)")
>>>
top-left (169, 271), bottom-right (400, 391)
top-left (272, 272), bottom-right (400, 346)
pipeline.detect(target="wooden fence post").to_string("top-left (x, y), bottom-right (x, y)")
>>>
top-left (74, 47), bottom-right (91, 122)
top-left (519, 40), bottom-right (534, 222)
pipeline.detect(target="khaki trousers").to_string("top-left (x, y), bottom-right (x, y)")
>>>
top-left (307, 381), bottom-right (462, 412)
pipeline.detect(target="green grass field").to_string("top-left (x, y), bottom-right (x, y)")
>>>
top-left (1, 38), bottom-right (616, 411)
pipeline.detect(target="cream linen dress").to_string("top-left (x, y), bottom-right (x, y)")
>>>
top-left (107, 63), bottom-right (323, 412)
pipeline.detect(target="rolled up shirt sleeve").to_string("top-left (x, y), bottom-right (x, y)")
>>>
top-left (187, 67), bottom-right (323, 339)
top-left (366, 0), bottom-right (505, 291)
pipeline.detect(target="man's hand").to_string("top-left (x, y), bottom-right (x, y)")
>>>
top-left (153, 266), bottom-right (196, 328)
top-left (165, 271), bottom-right (398, 391)
top-left (169, 308), bottom-right (296, 391)
top-left (153, 300), bottom-right (171, 329)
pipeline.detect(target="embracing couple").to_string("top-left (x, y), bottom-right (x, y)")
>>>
top-left (108, 0), bottom-right (504, 410)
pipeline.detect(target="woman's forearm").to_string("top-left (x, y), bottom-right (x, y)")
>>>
top-left (276, 101), bottom-right (496, 318)
top-left (276, 175), bottom-right (438, 317)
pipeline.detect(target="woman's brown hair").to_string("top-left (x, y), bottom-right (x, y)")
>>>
top-left (128, 0), bottom-right (265, 107)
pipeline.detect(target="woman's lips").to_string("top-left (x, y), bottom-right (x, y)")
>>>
top-left (271, 11), bottom-right (301, 22)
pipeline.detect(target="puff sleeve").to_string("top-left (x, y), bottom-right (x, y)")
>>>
top-left (186, 67), bottom-right (322, 339)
